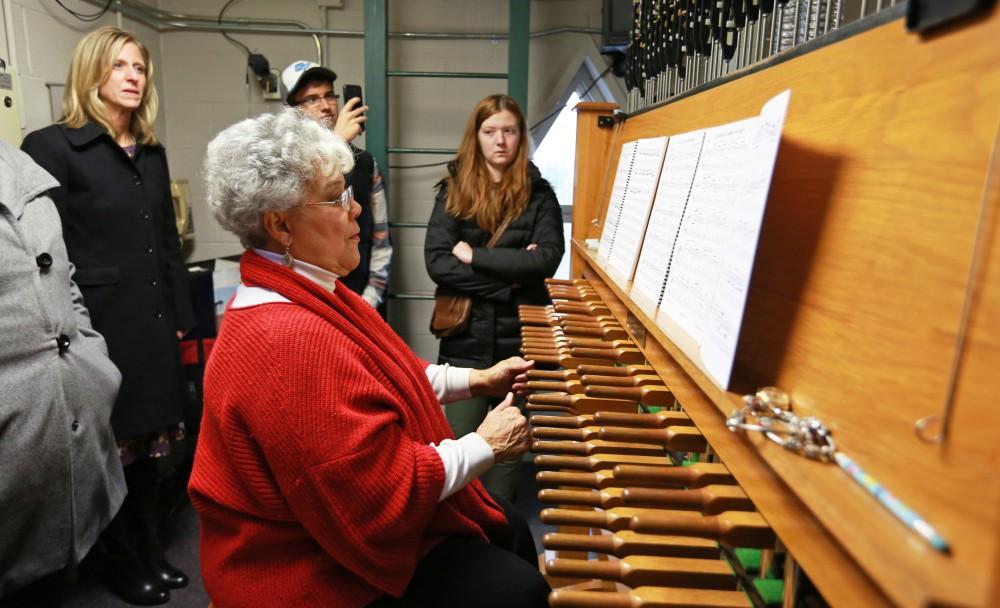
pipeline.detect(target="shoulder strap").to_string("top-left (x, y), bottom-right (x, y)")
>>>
top-left (486, 214), bottom-right (514, 248)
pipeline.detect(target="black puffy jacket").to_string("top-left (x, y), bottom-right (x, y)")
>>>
top-left (425, 163), bottom-right (565, 368)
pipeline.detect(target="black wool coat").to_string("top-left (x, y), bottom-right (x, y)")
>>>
top-left (341, 145), bottom-right (374, 296)
top-left (22, 122), bottom-right (196, 439)
top-left (425, 163), bottom-right (565, 368)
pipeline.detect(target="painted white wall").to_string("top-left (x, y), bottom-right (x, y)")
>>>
top-left (1, 1), bottom-right (8, 63)
top-left (1, 0), bottom-right (619, 360)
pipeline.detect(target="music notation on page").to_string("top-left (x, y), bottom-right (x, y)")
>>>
top-left (596, 90), bottom-right (791, 390)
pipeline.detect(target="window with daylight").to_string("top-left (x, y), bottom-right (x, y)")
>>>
top-left (531, 57), bottom-right (618, 279)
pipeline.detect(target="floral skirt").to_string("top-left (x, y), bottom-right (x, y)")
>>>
top-left (118, 422), bottom-right (186, 467)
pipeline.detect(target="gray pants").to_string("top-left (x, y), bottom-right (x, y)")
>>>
top-left (445, 396), bottom-right (522, 501)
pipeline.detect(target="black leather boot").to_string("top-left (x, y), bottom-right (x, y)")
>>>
top-left (99, 528), bottom-right (170, 606)
top-left (103, 555), bottom-right (171, 606)
top-left (99, 457), bottom-right (171, 605)
top-left (137, 517), bottom-right (189, 589)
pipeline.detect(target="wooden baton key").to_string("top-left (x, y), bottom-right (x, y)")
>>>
top-left (554, 301), bottom-right (611, 316)
top-left (523, 320), bottom-right (624, 333)
top-left (548, 289), bottom-right (602, 302)
top-left (565, 337), bottom-right (636, 350)
top-left (525, 379), bottom-right (586, 394)
top-left (593, 410), bottom-right (693, 428)
top-left (585, 385), bottom-right (671, 406)
top-left (527, 394), bottom-right (639, 415)
top-left (530, 326), bottom-right (628, 341)
top-left (630, 511), bottom-right (775, 548)
top-left (538, 487), bottom-right (627, 509)
top-left (526, 402), bottom-right (575, 415)
top-left (532, 425), bottom-right (604, 441)
top-left (548, 586), bottom-right (750, 608)
top-left (540, 506), bottom-right (699, 532)
top-left (577, 364), bottom-right (655, 377)
top-left (520, 318), bottom-right (613, 331)
top-left (544, 555), bottom-right (738, 590)
top-left (622, 486), bottom-right (754, 515)
top-left (525, 369), bottom-right (579, 382)
top-left (599, 426), bottom-right (708, 453)
top-left (529, 413), bottom-right (593, 428)
top-left (542, 530), bottom-right (721, 560)
top-left (521, 345), bottom-right (576, 357)
top-left (536, 469), bottom-right (625, 489)
top-left (612, 463), bottom-right (737, 488)
top-left (521, 351), bottom-right (611, 369)
top-left (534, 452), bottom-right (673, 472)
top-left (531, 439), bottom-right (664, 457)
top-left (581, 373), bottom-right (664, 387)
top-left (545, 277), bottom-right (592, 287)
top-left (571, 347), bottom-right (645, 365)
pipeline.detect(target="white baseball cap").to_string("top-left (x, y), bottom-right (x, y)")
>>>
top-left (281, 60), bottom-right (338, 104)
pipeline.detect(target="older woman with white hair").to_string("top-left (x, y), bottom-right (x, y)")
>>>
top-left (190, 109), bottom-right (549, 608)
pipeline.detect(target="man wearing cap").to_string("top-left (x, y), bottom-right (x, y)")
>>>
top-left (282, 60), bottom-right (392, 313)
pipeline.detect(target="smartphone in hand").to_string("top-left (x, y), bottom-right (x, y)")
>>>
top-left (342, 84), bottom-right (364, 133)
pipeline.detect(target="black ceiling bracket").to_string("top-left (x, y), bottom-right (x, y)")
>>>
top-left (597, 111), bottom-right (629, 129)
top-left (906, 0), bottom-right (997, 32)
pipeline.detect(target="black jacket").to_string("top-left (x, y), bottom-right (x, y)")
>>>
top-left (425, 163), bottom-right (564, 368)
top-left (341, 145), bottom-right (374, 296)
top-left (22, 122), bottom-right (195, 439)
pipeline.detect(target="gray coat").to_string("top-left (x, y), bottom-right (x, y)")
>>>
top-left (0, 141), bottom-right (125, 596)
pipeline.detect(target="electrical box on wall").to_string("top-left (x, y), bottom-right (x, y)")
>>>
top-left (262, 68), bottom-right (282, 101)
top-left (0, 61), bottom-right (23, 147)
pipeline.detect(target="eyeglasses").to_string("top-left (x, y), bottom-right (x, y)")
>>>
top-left (302, 185), bottom-right (353, 211)
top-left (294, 91), bottom-right (338, 109)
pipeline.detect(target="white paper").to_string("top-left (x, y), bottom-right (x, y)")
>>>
top-left (632, 130), bottom-right (706, 306)
top-left (606, 136), bottom-right (669, 282)
top-left (597, 140), bottom-right (638, 261)
top-left (699, 91), bottom-right (790, 387)
top-left (659, 90), bottom-right (791, 388)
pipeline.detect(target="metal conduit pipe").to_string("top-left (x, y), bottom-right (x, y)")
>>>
top-left (83, 0), bottom-right (322, 63)
top-left (82, 0), bottom-right (598, 41)
top-left (392, 26), bottom-right (603, 39)
top-left (389, 294), bottom-right (435, 301)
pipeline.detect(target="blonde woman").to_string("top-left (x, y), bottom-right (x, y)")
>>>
top-left (22, 27), bottom-right (193, 606)
top-left (424, 94), bottom-right (565, 500)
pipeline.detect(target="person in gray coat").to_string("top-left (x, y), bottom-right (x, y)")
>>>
top-left (0, 139), bottom-right (124, 607)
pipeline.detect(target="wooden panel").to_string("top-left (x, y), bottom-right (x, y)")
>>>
top-left (570, 102), bottom-right (617, 276)
top-left (580, 257), bottom-right (892, 606)
top-left (571, 8), bottom-right (1000, 608)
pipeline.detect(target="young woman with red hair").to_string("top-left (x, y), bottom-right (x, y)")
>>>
top-left (425, 94), bottom-right (565, 500)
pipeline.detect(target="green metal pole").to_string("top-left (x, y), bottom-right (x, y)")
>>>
top-left (507, 0), bottom-right (530, 110)
top-left (387, 70), bottom-right (509, 79)
top-left (364, 0), bottom-right (388, 183)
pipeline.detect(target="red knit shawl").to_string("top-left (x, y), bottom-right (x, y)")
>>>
top-left (238, 249), bottom-right (505, 588)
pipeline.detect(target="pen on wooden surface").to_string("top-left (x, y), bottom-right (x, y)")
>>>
top-left (833, 452), bottom-right (950, 553)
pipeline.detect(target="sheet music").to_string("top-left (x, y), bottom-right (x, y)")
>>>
top-left (606, 136), bottom-right (669, 282)
top-left (659, 90), bottom-right (791, 388)
top-left (632, 130), bottom-right (706, 306)
top-left (699, 91), bottom-right (790, 387)
top-left (597, 141), bottom-right (637, 261)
